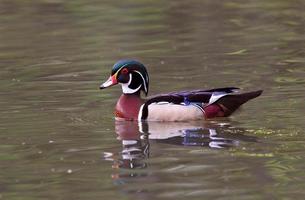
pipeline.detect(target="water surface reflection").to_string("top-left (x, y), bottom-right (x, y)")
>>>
top-left (105, 120), bottom-right (257, 175)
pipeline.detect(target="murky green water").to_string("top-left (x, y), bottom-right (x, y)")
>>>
top-left (1, 0), bottom-right (305, 199)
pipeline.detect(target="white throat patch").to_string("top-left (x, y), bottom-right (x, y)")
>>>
top-left (121, 73), bottom-right (142, 94)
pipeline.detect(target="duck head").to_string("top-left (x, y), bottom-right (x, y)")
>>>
top-left (100, 60), bottom-right (149, 96)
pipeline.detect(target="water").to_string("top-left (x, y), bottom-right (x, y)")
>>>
top-left (0, 0), bottom-right (305, 199)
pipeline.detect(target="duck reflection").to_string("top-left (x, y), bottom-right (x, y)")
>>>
top-left (105, 120), bottom-right (258, 186)
top-left (111, 120), bottom-right (149, 170)
top-left (106, 120), bottom-right (257, 170)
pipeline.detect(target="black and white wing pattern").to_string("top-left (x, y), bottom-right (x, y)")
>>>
top-left (139, 87), bottom-right (262, 120)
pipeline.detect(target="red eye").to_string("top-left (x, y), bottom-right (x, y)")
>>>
top-left (121, 68), bottom-right (128, 74)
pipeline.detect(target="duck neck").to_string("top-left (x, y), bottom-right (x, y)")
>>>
top-left (115, 92), bottom-right (144, 120)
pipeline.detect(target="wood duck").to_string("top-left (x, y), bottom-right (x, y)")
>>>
top-left (100, 59), bottom-right (263, 121)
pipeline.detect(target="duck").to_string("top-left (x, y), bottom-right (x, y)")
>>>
top-left (100, 59), bottom-right (263, 121)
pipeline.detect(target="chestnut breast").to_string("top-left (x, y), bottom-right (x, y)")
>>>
top-left (115, 94), bottom-right (144, 120)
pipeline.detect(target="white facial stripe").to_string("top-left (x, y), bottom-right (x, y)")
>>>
top-left (127, 73), bottom-right (132, 85)
top-left (134, 70), bottom-right (147, 94)
top-left (113, 66), bottom-right (124, 78)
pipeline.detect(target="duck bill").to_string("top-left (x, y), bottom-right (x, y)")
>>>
top-left (100, 75), bottom-right (118, 89)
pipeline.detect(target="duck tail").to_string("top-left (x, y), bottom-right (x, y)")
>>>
top-left (216, 90), bottom-right (263, 116)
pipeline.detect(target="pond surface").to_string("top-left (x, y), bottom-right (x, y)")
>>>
top-left (1, 0), bottom-right (305, 199)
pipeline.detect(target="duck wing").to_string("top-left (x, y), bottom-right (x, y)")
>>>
top-left (215, 90), bottom-right (263, 116)
top-left (146, 87), bottom-right (240, 104)
top-left (139, 87), bottom-right (263, 120)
